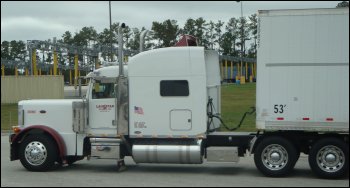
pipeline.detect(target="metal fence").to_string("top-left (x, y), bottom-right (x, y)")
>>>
top-left (1, 76), bottom-right (64, 104)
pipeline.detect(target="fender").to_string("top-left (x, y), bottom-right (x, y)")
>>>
top-left (11, 125), bottom-right (67, 161)
top-left (249, 131), bottom-right (262, 155)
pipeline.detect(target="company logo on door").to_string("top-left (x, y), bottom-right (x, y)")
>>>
top-left (96, 104), bottom-right (114, 112)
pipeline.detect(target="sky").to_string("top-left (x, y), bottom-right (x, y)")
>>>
top-left (1, 1), bottom-right (344, 42)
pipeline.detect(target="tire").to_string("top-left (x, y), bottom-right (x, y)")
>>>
top-left (19, 134), bottom-right (58, 171)
top-left (254, 136), bottom-right (298, 177)
top-left (308, 137), bottom-right (348, 179)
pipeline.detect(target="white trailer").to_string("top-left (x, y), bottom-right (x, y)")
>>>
top-left (10, 8), bottom-right (348, 179)
top-left (253, 7), bottom-right (349, 178)
top-left (256, 8), bottom-right (349, 132)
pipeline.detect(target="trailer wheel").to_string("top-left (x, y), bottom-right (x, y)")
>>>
top-left (19, 134), bottom-right (58, 171)
top-left (254, 136), bottom-right (297, 177)
top-left (308, 138), bottom-right (348, 179)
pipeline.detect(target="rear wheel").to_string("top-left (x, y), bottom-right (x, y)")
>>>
top-left (308, 138), bottom-right (348, 179)
top-left (254, 136), bottom-right (297, 177)
top-left (19, 134), bottom-right (58, 171)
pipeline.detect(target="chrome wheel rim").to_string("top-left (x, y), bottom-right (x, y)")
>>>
top-left (24, 141), bottom-right (47, 166)
top-left (316, 145), bottom-right (344, 173)
top-left (261, 144), bottom-right (288, 171)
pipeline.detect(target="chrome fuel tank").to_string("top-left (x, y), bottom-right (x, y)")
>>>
top-left (132, 140), bottom-right (202, 164)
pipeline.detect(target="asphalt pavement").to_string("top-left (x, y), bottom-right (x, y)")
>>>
top-left (1, 135), bottom-right (348, 187)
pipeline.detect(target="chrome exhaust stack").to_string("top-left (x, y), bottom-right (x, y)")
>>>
top-left (116, 23), bottom-right (129, 135)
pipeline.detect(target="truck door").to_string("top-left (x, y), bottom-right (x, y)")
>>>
top-left (89, 82), bottom-right (116, 129)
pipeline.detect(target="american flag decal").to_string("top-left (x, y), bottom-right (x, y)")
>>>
top-left (134, 106), bottom-right (144, 115)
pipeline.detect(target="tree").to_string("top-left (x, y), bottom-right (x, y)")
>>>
top-left (62, 31), bottom-right (77, 66)
top-left (61, 26), bottom-right (98, 65)
top-left (152, 19), bottom-right (180, 47)
top-left (214, 20), bottom-right (225, 54)
top-left (225, 17), bottom-right (239, 56)
top-left (127, 27), bottom-right (141, 51)
top-left (9, 40), bottom-right (26, 61)
top-left (248, 14), bottom-right (258, 58)
top-left (73, 26), bottom-right (98, 47)
top-left (123, 25), bottom-right (132, 50)
top-left (1, 40), bottom-right (26, 75)
top-left (58, 51), bottom-right (65, 66)
top-left (336, 1), bottom-right (349, 7)
top-left (195, 17), bottom-right (207, 48)
top-left (205, 21), bottom-right (216, 49)
top-left (71, 26), bottom-right (98, 66)
top-left (97, 23), bottom-right (119, 46)
top-left (1, 41), bottom-right (11, 59)
top-left (46, 51), bottom-right (52, 64)
top-left (247, 43), bottom-right (256, 58)
top-left (97, 28), bottom-right (112, 61)
top-left (221, 32), bottom-right (234, 55)
top-left (237, 17), bottom-right (250, 57)
top-left (182, 17), bottom-right (208, 48)
top-left (96, 22), bottom-right (119, 61)
top-left (183, 18), bottom-right (196, 36)
top-left (62, 31), bottom-right (74, 45)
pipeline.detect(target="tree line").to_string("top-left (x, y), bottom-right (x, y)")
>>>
top-left (1, 15), bottom-right (257, 64)
top-left (1, 1), bottom-right (348, 67)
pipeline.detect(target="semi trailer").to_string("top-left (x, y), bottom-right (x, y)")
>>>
top-left (10, 8), bottom-right (348, 179)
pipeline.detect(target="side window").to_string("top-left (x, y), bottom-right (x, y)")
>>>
top-left (160, 80), bottom-right (189, 97)
top-left (92, 82), bottom-right (115, 99)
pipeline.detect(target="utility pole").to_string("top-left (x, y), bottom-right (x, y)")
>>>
top-left (27, 40), bottom-right (34, 76)
top-left (109, 1), bottom-right (113, 61)
top-left (236, 1), bottom-right (244, 81)
top-left (240, 1), bottom-right (243, 79)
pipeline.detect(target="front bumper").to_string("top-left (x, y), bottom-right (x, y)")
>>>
top-left (9, 133), bottom-right (18, 161)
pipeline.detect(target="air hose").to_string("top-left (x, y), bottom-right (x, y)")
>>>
top-left (207, 97), bottom-right (256, 132)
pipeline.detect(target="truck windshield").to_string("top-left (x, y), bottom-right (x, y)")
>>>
top-left (92, 82), bottom-right (115, 99)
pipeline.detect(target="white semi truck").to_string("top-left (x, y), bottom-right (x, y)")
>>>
top-left (10, 8), bottom-right (348, 179)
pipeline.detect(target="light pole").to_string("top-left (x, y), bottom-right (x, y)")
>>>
top-left (27, 40), bottom-right (32, 76)
top-left (109, 1), bottom-right (113, 61)
top-left (237, 1), bottom-right (244, 80)
top-left (240, 1), bottom-right (243, 18)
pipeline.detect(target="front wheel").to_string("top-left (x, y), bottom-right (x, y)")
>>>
top-left (254, 136), bottom-right (297, 177)
top-left (308, 138), bottom-right (348, 179)
top-left (19, 134), bottom-right (58, 171)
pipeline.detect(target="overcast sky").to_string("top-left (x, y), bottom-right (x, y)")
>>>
top-left (1, 1), bottom-right (343, 42)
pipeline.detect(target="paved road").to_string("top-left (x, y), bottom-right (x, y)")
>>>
top-left (1, 136), bottom-right (348, 187)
